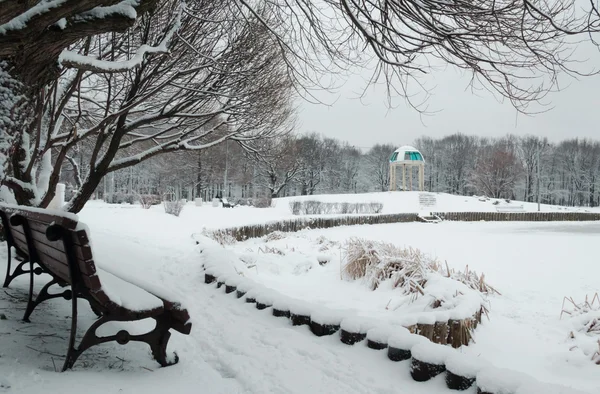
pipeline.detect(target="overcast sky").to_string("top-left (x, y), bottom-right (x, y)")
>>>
top-left (297, 52), bottom-right (600, 151)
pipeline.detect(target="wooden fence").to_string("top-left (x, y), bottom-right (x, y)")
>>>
top-left (220, 211), bottom-right (600, 241)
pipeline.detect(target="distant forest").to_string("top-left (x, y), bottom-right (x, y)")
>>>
top-left (75, 133), bottom-right (600, 207)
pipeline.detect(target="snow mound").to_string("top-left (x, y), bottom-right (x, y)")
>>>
top-left (311, 307), bottom-right (345, 325)
top-left (445, 353), bottom-right (488, 378)
top-left (476, 367), bottom-right (532, 394)
top-left (340, 316), bottom-right (377, 333)
top-left (388, 330), bottom-right (428, 350)
top-left (288, 299), bottom-right (313, 316)
top-left (366, 326), bottom-right (394, 343)
top-left (410, 342), bottom-right (455, 365)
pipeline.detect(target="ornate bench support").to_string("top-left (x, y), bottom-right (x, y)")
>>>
top-left (62, 295), bottom-right (179, 371)
top-left (23, 277), bottom-right (72, 322)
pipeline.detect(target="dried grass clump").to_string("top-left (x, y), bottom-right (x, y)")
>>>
top-left (561, 293), bottom-right (600, 318)
top-left (202, 229), bottom-right (237, 246)
top-left (265, 231), bottom-right (286, 242)
top-left (258, 246), bottom-right (285, 255)
top-left (342, 238), bottom-right (436, 293)
top-left (561, 293), bottom-right (600, 365)
top-left (137, 193), bottom-right (161, 209)
top-left (163, 200), bottom-right (185, 217)
top-left (442, 263), bottom-right (501, 295)
top-left (342, 238), bottom-right (497, 297)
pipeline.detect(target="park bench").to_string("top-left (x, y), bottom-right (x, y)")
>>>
top-left (0, 203), bottom-right (192, 371)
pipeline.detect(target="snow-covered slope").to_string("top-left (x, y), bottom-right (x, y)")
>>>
top-left (78, 191), bottom-right (596, 235)
top-left (273, 191), bottom-right (591, 215)
top-left (0, 199), bottom-right (598, 394)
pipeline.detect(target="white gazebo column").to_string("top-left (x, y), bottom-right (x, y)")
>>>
top-left (402, 164), bottom-right (406, 191)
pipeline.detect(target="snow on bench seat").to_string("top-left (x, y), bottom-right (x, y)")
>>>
top-left (95, 268), bottom-right (164, 312)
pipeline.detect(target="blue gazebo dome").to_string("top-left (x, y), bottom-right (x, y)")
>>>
top-left (389, 146), bottom-right (425, 163)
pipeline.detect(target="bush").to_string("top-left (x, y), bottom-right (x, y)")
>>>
top-left (138, 194), bottom-right (161, 209)
top-left (289, 200), bottom-right (384, 215)
top-left (105, 192), bottom-right (136, 204)
top-left (253, 196), bottom-right (273, 208)
top-left (164, 200), bottom-right (185, 217)
top-left (202, 229), bottom-right (237, 245)
top-left (289, 201), bottom-right (302, 215)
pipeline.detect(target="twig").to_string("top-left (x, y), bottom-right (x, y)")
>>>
top-left (25, 345), bottom-right (65, 359)
top-left (3, 290), bottom-right (20, 300)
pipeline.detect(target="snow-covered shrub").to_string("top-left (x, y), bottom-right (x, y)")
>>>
top-left (289, 201), bottom-right (302, 215)
top-left (163, 200), bottom-right (185, 217)
top-left (202, 229), bottom-right (237, 246)
top-left (265, 231), bottom-right (286, 242)
top-left (138, 194), bottom-right (161, 209)
top-left (105, 192), bottom-right (136, 204)
top-left (304, 200), bottom-right (322, 214)
top-left (253, 196), bottom-right (273, 208)
top-left (561, 293), bottom-right (600, 364)
top-left (289, 200), bottom-right (385, 215)
top-left (369, 202), bottom-right (384, 213)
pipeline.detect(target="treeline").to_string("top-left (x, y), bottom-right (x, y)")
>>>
top-left (72, 133), bottom-right (600, 207)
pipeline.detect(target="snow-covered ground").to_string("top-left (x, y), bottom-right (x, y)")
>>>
top-left (0, 196), bottom-right (598, 393)
top-left (77, 191), bottom-right (599, 233)
top-left (224, 221), bottom-right (600, 392)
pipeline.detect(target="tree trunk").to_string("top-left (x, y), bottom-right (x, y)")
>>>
top-left (66, 170), bottom-right (104, 213)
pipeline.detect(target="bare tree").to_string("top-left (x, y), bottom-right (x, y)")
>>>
top-left (364, 144), bottom-right (395, 192)
top-left (2, 0), bottom-right (600, 209)
top-left (254, 135), bottom-right (301, 198)
top-left (472, 139), bottom-right (523, 198)
top-left (3, 2), bottom-right (295, 212)
top-left (295, 134), bottom-right (326, 195)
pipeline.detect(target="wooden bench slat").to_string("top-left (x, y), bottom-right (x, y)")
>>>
top-left (10, 227), bottom-right (95, 273)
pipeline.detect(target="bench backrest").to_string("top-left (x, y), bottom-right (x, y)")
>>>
top-left (0, 204), bottom-right (101, 293)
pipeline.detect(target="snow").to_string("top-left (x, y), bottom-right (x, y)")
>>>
top-left (515, 381), bottom-right (590, 394)
top-left (340, 316), bottom-right (377, 333)
top-left (55, 17), bottom-right (67, 30)
top-left (74, 0), bottom-right (139, 21)
top-left (271, 295), bottom-right (294, 310)
top-left (388, 330), bottom-right (428, 350)
top-left (410, 342), bottom-right (454, 365)
top-left (445, 352), bottom-right (488, 378)
top-left (0, 0), bottom-right (66, 35)
top-left (95, 268), bottom-right (164, 312)
top-left (0, 201), bottom-right (79, 222)
top-left (254, 289), bottom-right (277, 305)
top-left (288, 299), bottom-right (313, 316)
top-left (366, 326), bottom-right (394, 343)
top-left (60, 1), bottom-right (182, 74)
top-left (0, 197), bottom-right (599, 393)
top-left (310, 308), bottom-right (344, 325)
top-left (476, 367), bottom-right (532, 394)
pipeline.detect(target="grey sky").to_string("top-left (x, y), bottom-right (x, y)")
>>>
top-left (297, 54), bottom-right (600, 151)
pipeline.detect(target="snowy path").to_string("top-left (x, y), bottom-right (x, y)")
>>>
top-left (0, 209), bottom-right (454, 394)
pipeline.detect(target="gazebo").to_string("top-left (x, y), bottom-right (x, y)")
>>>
top-left (389, 146), bottom-right (425, 191)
